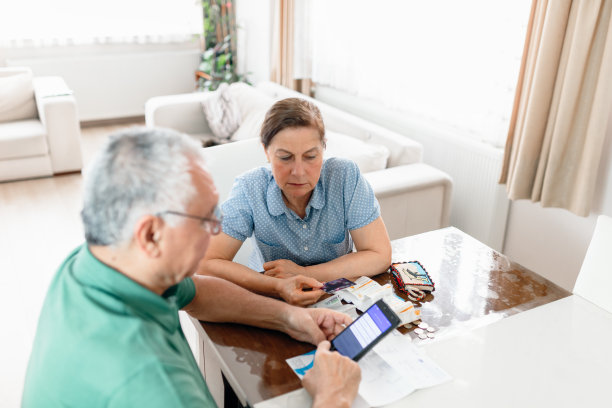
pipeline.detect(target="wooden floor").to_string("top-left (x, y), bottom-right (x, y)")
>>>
top-left (0, 120), bottom-right (143, 407)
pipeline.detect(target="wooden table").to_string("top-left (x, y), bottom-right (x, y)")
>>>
top-left (195, 227), bottom-right (570, 406)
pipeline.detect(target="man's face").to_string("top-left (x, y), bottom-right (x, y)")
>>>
top-left (161, 163), bottom-right (219, 284)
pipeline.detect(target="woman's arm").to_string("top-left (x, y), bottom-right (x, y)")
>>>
top-left (198, 232), bottom-right (325, 306)
top-left (263, 216), bottom-right (392, 282)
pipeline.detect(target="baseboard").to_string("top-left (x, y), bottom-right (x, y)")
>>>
top-left (80, 116), bottom-right (144, 128)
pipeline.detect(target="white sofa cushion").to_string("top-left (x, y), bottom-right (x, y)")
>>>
top-left (228, 82), bottom-right (276, 119)
top-left (0, 119), bottom-right (48, 160)
top-left (0, 72), bottom-right (37, 123)
top-left (231, 108), bottom-right (267, 141)
top-left (324, 130), bottom-right (389, 173)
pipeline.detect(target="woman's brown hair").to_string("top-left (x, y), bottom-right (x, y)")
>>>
top-left (260, 98), bottom-right (325, 148)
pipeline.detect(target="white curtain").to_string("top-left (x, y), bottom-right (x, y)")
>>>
top-left (308, 0), bottom-right (531, 148)
top-left (501, 0), bottom-right (612, 216)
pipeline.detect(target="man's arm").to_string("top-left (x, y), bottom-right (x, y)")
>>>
top-left (263, 216), bottom-right (392, 281)
top-left (183, 275), bottom-right (350, 344)
top-left (199, 232), bottom-right (325, 306)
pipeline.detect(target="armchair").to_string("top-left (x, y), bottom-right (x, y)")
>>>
top-left (0, 67), bottom-right (83, 182)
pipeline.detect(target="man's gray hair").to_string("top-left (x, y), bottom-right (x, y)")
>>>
top-left (82, 127), bottom-right (204, 246)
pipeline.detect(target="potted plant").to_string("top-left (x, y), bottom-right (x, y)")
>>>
top-left (197, 0), bottom-right (249, 91)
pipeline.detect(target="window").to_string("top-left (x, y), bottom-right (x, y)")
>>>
top-left (0, 0), bottom-right (202, 47)
top-left (304, 0), bottom-right (531, 148)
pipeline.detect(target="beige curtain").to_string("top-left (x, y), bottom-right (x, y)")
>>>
top-left (271, 0), bottom-right (312, 95)
top-left (500, 0), bottom-right (612, 216)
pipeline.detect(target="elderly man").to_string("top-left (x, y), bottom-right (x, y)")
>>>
top-left (22, 128), bottom-right (360, 407)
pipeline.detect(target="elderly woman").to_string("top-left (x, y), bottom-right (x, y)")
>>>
top-left (199, 98), bottom-right (391, 306)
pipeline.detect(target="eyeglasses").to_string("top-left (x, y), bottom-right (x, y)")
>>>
top-left (156, 206), bottom-right (223, 235)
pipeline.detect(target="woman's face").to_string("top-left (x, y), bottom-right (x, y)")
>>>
top-left (264, 126), bottom-right (324, 202)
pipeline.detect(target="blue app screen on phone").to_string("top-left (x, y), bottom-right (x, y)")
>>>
top-left (333, 304), bottom-right (392, 359)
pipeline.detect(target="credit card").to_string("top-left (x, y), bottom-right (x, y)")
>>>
top-left (322, 278), bottom-right (356, 293)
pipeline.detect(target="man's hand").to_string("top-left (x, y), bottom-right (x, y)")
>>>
top-left (303, 341), bottom-right (361, 408)
top-left (275, 275), bottom-right (324, 306)
top-left (263, 259), bottom-right (305, 279)
top-left (283, 307), bottom-right (353, 344)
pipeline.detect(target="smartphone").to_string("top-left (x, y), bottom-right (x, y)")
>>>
top-left (330, 299), bottom-right (401, 361)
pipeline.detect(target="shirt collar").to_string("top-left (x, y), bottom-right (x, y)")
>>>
top-left (266, 172), bottom-right (326, 219)
top-left (72, 244), bottom-right (180, 333)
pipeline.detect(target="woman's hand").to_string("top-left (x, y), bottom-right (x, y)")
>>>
top-left (275, 275), bottom-right (324, 306)
top-left (263, 259), bottom-right (306, 279)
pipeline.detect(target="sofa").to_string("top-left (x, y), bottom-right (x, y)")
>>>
top-left (145, 81), bottom-right (453, 264)
top-left (0, 67), bottom-right (83, 183)
top-left (146, 82), bottom-right (453, 406)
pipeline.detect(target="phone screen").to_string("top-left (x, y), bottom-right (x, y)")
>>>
top-left (331, 302), bottom-right (395, 360)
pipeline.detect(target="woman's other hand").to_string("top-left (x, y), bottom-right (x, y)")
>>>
top-left (263, 259), bottom-right (305, 279)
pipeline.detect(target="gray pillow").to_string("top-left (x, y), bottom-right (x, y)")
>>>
top-left (201, 83), bottom-right (241, 142)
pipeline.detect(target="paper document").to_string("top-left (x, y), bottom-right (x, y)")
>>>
top-left (308, 294), bottom-right (359, 319)
top-left (286, 331), bottom-right (451, 407)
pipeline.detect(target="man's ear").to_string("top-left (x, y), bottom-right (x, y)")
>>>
top-left (134, 215), bottom-right (163, 257)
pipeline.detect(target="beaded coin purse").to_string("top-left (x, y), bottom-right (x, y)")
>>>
top-left (388, 261), bottom-right (435, 301)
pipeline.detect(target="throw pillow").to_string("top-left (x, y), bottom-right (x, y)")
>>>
top-left (0, 72), bottom-right (37, 123)
top-left (324, 130), bottom-right (390, 173)
top-left (201, 83), bottom-right (241, 142)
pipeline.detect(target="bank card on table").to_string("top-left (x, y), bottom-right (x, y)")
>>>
top-left (322, 278), bottom-right (356, 293)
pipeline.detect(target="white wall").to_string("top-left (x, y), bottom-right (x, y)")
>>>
top-left (3, 43), bottom-right (201, 121)
top-left (0, 0), bottom-right (272, 121)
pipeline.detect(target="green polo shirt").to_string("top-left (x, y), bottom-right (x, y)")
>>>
top-left (22, 244), bottom-right (216, 407)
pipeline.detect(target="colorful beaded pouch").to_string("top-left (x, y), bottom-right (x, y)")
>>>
top-left (388, 261), bottom-right (435, 301)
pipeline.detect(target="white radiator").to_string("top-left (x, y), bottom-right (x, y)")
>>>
top-left (315, 85), bottom-right (510, 251)
top-left (7, 48), bottom-right (201, 121)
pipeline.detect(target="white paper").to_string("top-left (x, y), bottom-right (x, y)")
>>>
top-left (286, 331), bottom-right (451, 407)
top-left (373, 331), bottom-right (452, 389)
top-left (357, 349), bottom-right (415, 406)
top-left (308, 294), bottom-right (359, 319)
top-left (286, 350), bottom-right (316, 379)
top-left (309, 294), bottom-right (342, 309)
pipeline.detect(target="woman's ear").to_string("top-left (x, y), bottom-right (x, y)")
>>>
top-left (134, 215), bottom-right (163, 257)
top-left (263, 143), bottom-right (271, 163)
